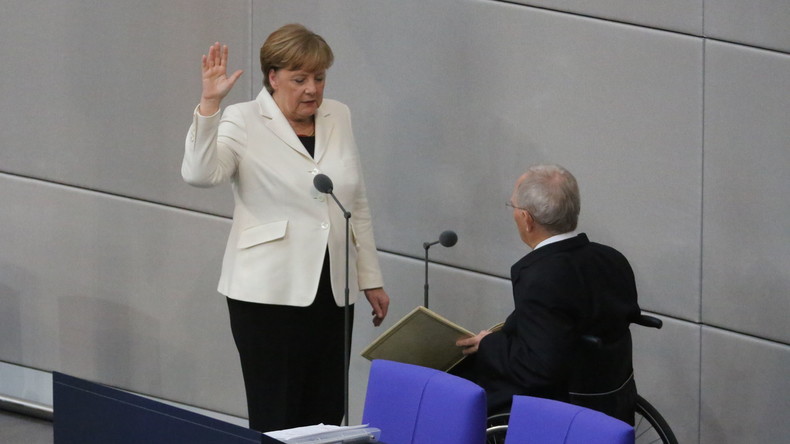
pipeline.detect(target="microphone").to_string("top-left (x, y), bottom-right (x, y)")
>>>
top-left (314, 174), bottom-right (349, 218)
top-left (313, 173), bottom-right (334, 194)
top-left (312, 172), bottom-right (352, 425)
top-left (439, 230), bottom-right (458, 247)
top-left (423, 230), bottom-right (458, 249)
top-left (423, 230), bottom-right (458, 308)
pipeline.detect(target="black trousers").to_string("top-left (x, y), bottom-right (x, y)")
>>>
top-left (226, 253), bottom-right (354, 432)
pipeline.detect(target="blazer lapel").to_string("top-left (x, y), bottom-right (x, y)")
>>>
top-left (313, 106), bottom-right (335, 163)
top-left (255, 89), bottom-right (312, 159)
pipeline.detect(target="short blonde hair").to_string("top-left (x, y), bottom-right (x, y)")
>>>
top-left (260, 24), bottom-right (334, 94)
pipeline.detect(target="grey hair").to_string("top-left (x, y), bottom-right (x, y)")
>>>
top-left (514, 164), bottom-right (580, 235)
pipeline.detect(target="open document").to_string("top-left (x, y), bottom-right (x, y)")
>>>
top-left (362, 306), bottom-right (496, 371)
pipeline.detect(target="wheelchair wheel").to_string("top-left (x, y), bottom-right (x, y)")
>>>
top-left (485, 412), bottom-right (509, 444)
top-left (634, 394), bottom-right (678, 444)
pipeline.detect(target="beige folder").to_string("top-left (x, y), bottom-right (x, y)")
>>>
top-left (361, 306), bottom-right (475, 371)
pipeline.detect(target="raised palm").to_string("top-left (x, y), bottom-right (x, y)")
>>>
top-left (200, 42), bottom-right (244, 114)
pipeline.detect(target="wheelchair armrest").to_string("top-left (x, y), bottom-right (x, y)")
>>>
top-left (581, 314), bottom-right (662, 349)
top-left (632, 314), bottom-right (663, 329)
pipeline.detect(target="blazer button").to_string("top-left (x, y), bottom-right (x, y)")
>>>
top-left (321, 222), bottom-right (329, 230)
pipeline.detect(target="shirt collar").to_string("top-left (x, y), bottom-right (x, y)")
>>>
top-left (534, 231), bottom-right (577, 250)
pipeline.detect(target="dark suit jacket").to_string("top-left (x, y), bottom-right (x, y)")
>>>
top-left (473, 233), bottom-right (640, 423)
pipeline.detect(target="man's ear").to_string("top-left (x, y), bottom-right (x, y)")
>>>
top-left (522, 210), bottom-right (533, 232)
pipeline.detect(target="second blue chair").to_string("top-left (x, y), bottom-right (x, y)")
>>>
top-left (505, 395), bottom-right (634, 444)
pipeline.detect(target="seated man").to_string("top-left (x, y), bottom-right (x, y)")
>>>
top-left (455, 164), bottom-right (640, 425)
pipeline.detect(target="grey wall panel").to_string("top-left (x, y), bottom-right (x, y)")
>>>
top-left (632, 316), bottom-right (700, 444)
top-left (705, 0), bottom-right (790, 53)
top-left (703, 41), bottom-right (790, 344)
top-left (425, 262), bottom-right (515, 333)
top-left (0, 174), bottom-right (247, 417)
top-left (505, 0), bottom-right (703, 35)
top-left (700, 327), bottom-right (790, 444)
top-left (249, 0), bottom-right (703, 319)
top-left (0, 0), bottom-right (253, 217)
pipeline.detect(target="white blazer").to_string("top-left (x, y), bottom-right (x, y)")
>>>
top-left (182, 89), bottom-right (384, 306)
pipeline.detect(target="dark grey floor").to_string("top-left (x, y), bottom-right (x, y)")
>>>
top-left (0, 410), bottom-right (53, 444)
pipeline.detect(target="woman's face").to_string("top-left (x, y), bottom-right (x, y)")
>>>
top-left (269, 67), bottom-right (326, 123)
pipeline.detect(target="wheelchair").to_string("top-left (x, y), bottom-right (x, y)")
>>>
top-left (483, 314), bottom-right (678, 444)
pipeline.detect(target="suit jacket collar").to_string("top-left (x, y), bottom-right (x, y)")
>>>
top-left (255, 89), bottom-right (334, 163)
top-left (510, 233), bottom-right (590, 282)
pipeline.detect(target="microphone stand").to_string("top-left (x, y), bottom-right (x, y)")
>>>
top-left (423, 243), bottom-right (432, 309)
top-left (315, 175), bottom-right (352, 426)
top-left (423, 231), bottom-right (458, 309)
top-left (328, 193), bottom-right (352, 427)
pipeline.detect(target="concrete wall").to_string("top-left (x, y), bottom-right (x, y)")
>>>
top-left (1, 1), bottom-right (788, 442)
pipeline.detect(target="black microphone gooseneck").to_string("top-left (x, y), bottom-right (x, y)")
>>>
top-left (313, 173), bottom-right (351, 426)
top-left (423, 230), bottom-right (458, 308)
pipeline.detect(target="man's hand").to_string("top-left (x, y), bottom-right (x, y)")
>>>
top-left (364, 288), bottom-right (389, 327)
top-left (456, 330), bottom-right (492, 355)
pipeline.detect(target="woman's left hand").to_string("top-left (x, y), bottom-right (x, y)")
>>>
top-left (364, 288), bottom-right (390, 327)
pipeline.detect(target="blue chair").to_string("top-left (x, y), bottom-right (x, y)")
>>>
top-left (505, 395), bottom-right (634, 444)
top-left (362, 359), bottom-right (487, 444)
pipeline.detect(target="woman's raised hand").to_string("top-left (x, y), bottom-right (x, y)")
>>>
top-left (199, 42), bottom-right (244, 116)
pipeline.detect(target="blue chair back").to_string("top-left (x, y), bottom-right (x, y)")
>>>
top-left (362, 359), bottom-right (487, 444)
top-left (505, 395), bottom-right (634, 444)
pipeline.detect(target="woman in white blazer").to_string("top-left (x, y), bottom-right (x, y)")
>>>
top-left (182, 24), bottom-right (389, 432)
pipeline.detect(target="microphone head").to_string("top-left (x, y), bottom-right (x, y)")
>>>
top-left (313, 174), bottom-right (334, 194)
top-left (439, 230), bottom-right (458, 247)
